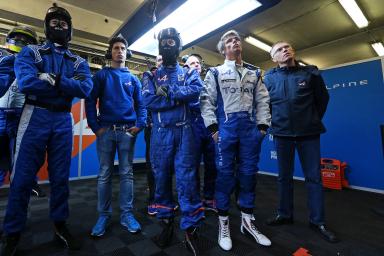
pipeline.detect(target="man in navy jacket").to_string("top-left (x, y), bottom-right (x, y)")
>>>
top-left (263, 41), bottom-right (338, 243)
top-left (85, 36), bottom-right (146, 237)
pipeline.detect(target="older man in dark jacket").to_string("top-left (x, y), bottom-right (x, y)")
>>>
top-left (263, 41), bottom-right (338, 243)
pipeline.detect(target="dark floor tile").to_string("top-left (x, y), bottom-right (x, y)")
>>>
top-left (0, 169), bottom-right (383, 255)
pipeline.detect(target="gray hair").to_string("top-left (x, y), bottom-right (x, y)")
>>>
top-left (216, 30), bottom-right (241, 56)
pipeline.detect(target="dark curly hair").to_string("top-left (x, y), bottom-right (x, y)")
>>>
top-left (108, 36), bottom-right (128, 51)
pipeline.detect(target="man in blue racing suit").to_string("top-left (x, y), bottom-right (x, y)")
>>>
top-left (142, 27), bottom-right (204, 256)
top-left (1, 4), bottom-right (93, 256)
top-left (0, 26), bottom-right (46, 197)
top-left (185, 54), bottom-right (217, 213)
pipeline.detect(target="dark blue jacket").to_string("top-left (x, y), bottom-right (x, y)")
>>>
top-left (85, 67), bottom-right (146, 133)
top-left (142, 63), bottom-right (202, 127)
top-left (263, 64), bottom-right (329, 137)
top-left (14, 41), bottom-right (93, 109)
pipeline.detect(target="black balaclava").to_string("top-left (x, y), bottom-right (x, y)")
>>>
top-left (158, 27), bottom-right (182, 66)
top-left (44, 5), bottom-right (72, 47)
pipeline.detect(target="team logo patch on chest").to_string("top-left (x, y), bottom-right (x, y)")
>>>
top-left (178, 74), bottom-right (184, 81)
top-left (222, 69), bottom-right (233, 76)
top-left (159, 75), bottom-right (168, 82)
top-left (298, 81), bottom-right (307, 88)
top-left (124, 81), bottom-right (132, 87)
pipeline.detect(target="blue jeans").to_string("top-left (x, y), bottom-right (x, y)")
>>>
top-left (274, 135), bottom-right (324, 225)
top-left (96, 128), bottom-right (136, 217)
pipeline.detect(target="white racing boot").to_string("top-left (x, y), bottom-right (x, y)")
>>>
top-left (218, 216), bottom-right (232, 251)
top-left (240, 212), bottom-right (271, 246)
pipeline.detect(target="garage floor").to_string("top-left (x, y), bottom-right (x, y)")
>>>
top-left (0, 167), bottom-right (383, 256)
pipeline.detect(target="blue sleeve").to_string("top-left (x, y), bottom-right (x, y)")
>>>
top-left (133, 76), bottom-right (147, 129)
top-left (262, 75), bottom-right (270, 88)
top-left (168, 69), bottom-right (202, 102)
top-left (263, 68), bottom-right (276, 89)
top-left (85, 72), bottom-right (102, 133)
top-left (142, 72), bottom-right (176, 111)
top-left (0, 55), bottom-right (15, 97)
top-left (58, 59), bottom-right (93, 98)
top-left (15, 46), bottom-right (58, 97)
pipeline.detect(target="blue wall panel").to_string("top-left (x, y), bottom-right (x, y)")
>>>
top-left (321, 59), bottom-right (384, 190)
top-left (259, 58), bottom-right (384, 191)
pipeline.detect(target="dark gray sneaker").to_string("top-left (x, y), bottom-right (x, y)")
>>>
top-left (155, 218), bottom-right (174, 248)
top-left (185, 227), bottom-right (199, 256)
top-left (54, 222), bottom-right (81, 250)
top-left (31, 183), bottom-right (46, 197)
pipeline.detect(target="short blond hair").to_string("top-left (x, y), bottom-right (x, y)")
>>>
top-left (270, 41), bottom-right (291, 57)
top-left (216, 30), bottom-right (241, 56)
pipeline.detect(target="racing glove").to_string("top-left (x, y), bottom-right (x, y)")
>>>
top-left (156, 85), bottom-right (169, 97)
top-left (39, 73), bottom-right (59, 87)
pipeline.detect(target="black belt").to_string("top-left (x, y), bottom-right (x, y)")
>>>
top-left (25, 99), bottom-right (71, 112)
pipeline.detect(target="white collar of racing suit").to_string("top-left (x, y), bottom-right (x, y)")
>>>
top-left (224, 59), bottom-right (243, 68)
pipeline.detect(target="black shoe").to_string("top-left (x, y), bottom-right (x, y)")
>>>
top-left (309, 223), bottom-right (339, 243)
top-left (0, 233), bottom-right (20, 256)
top-left (54, 222), bottom-right (81, 250)
top-left (185, 227), bottom-right (199, 256)
top-left (266, 215), bottom-right (293, 226)
top-left (31, 183), bottom-right (46, 197)
top-left (155, 218), bottom-right (174, 248)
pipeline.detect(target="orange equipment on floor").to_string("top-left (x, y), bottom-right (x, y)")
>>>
top-left (293, 247), bottom-right (312, 256)
top-left (320, 158), bottom-right (349, 190)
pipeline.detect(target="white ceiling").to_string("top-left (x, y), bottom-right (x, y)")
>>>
top-left (195, 0), bottom-right (384, 69)
top-left (0, 0), bottom-right (383, 69)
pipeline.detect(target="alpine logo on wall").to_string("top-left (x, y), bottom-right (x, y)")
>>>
top-left (326, 79), bottom-right (368, 90)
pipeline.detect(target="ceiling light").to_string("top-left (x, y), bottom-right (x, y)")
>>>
top-left (338, 0), bottom-right (369, 28)
top-left (371, 42), bottom-right (384, 56)
top-left (244, 36), bottom-right (271, 52)
top-left (298, 61), bottom-right (306, 66)
top-left (130, 0), bottom-right (262, 56)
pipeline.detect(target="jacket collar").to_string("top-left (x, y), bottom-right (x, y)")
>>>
top-left (108, 66), bottom-right (129, 72)
top-left (46, 41), bottom-right (69, 55)
top-left (275, 60), bottom-right (301, 72)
